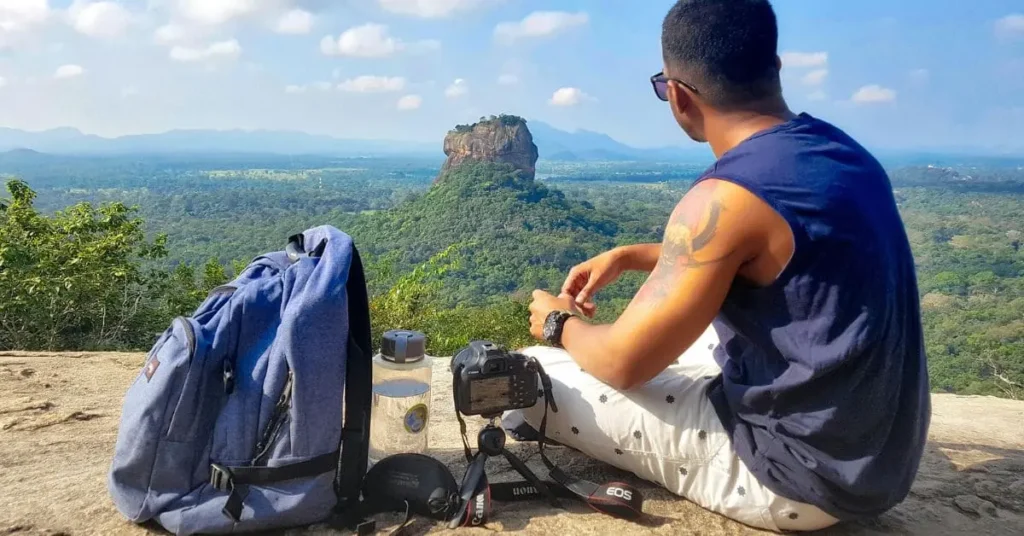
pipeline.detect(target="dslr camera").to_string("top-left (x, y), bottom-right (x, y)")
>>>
top-left (450, 341), bottom-right (540, 417)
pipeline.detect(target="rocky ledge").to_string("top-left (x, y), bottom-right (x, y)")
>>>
top-left (2, 351), bottom-right (1023, 535)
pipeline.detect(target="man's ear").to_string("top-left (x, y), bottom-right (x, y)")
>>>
top-left (667, 80), bottom-right (693, 115)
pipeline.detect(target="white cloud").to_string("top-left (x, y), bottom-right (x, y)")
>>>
top-left (154, 23), bottom-right (187, 45)
top-left (0, 0), bottom-right (50, 26)
top-left (909, 68), bottom-right (929, 83)
top-left (851, 84), bottom-right (896, 104)
top-left (169, 39), bottom-right (242, 62)
top-left (0, 0), bottom-right (52, 49)
top-left (0, 76), bottom-right (7, 88)
top-left (274, 8), bottom-right (312, 35)
top-left (549, 87), bottom-right (591, 107)
top-left (995, 14), bottom-right (1024, 41)
top-left (153, 22), bottom-right (222, 47)
top-left (120, 85), bottom-right (138, 98)
top-left (494, 11), bottom-right (588, 44)
top-left (378, 0), bottom-right (486, 18)
top-left (338, 75), bottom-right (406, 93)
top-left (321, 24), bottom-right (439, 57)
top-left (445, 78), bottom-right (468, 98)
top-left (801, 69), bottom-right (828, 86)
top-left (284, 82), bottom-right (332, 94)
top-left (156, 1), bottom-right (309, 43)
top-left (54, 64), bottom-right (85, 79)
top-left (783, 52), bottom-right (830, 92)
top-left (320, 35), bottom-right (338, 55)
top-left (396, 94), bottom-right (422, 110)
top-left (337, 23), bottom-right (398, 57)
top-left (68, 1), bottom-right (132, 39)
top-left (498, 73), bottom-right (518, 85)
top-left (175, 0), bottom-right (255, 26)
top-left (780, 51), bottom-right (829, 69)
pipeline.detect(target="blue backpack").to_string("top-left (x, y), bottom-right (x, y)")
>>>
top-left (107, 226), bottom-right (373, 535)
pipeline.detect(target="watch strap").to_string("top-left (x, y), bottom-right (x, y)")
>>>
top-left (546, 309), bottom-right (578, 348)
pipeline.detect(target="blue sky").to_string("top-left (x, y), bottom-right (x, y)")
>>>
top-left (0, 1), bottom-right (1022, 154)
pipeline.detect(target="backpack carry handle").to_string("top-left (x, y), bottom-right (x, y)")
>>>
top-left (286, 233), bottom-right (329, 264)
top-left (286, 234), bottom-right (307, 263)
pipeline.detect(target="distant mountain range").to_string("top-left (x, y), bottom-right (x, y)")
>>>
top-left (527, 122), bottom-right (707, 162)
top-left (0, 127), bottom-right (438, 158)
top-left (0, 122), bottom-right (707, 163)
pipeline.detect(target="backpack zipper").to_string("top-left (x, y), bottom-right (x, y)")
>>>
top-left (163, 317), bottom-right (198, 438)
top-left (176, 316), bottom-right (196, 358)
top-left (251, 369), bottom-right (294, 465)
top-left (208, 285), bottom-right (237, 296)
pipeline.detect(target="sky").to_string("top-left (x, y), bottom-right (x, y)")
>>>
top-left (0, 0), bottom-right (1022, 154)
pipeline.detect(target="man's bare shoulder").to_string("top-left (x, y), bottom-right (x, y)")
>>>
top-left (680, 177), bottom-right (793, 283)
top-left (669, 178), bottom-right (781, 256)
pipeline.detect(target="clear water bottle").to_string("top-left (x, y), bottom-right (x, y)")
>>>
top-left (368, 330), bottom-right (432, 465)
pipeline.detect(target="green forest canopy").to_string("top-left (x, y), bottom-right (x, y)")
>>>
top-left (452, 114), bottom-right (527, 133)
top-left (1, 158), bottom-right (1021, 400)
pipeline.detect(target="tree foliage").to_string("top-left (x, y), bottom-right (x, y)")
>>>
top-left (1, 156), bottom-right (1022, 400)
top-left (348, 161), bottom-right (629, 306)
top-left (0, 179), bottom-right (227, 350)
top-left (0, 177), bottom-right (535, 356)
top-left (367, 245), bottom-right (532, 356)
top-left (452, 114), bottom-right (527, 133)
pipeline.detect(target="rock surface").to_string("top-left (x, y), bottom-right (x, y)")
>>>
top-left (438, 115), bottom-right (539, 183)
top-left (1, 351), bottom-right (1023, 535)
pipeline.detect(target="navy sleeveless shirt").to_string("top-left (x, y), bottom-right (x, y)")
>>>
top-left (695, 113), bottom-right (931, 520)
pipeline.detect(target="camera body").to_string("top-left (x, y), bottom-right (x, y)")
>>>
top-left (451, 340), bottom-right (540, 417)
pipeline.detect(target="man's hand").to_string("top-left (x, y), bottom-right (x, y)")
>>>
top-left (528, 290), bottom-right (581, 341)
top-left (561, 250), bottom-right (624, 316)
top-left (562, 244), bottom-right (663, 314)
top-left (545, 178), bottom-right (785, 391)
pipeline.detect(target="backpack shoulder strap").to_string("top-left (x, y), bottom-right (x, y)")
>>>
top-left (336, 243), bottom-right (373, 513)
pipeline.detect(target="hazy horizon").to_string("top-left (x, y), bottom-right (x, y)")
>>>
top-left (0, 1), bottom-right (1022, 154)
top-left (3, 124), bottom-right (1024, 161)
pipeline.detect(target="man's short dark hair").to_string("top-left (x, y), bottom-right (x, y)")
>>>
top-left (662, 0), bottom-right (782, 109)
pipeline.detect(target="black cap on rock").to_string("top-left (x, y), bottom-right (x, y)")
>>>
top-left (380, 330), bottom-right (427, 363)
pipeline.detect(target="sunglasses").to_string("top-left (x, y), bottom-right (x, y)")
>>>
top-left (650, 71), bottom-right (700, 101)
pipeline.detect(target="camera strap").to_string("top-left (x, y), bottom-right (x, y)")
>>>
top-left (452, 360), bottom-right (644, 521)
top-left (532, 363), bottom-right (645, 521)
top-left (452, 364), bottom-right (562, 514)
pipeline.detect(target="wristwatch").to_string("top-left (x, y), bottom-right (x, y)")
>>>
top-left (543, 310), bottom-right (578, 348)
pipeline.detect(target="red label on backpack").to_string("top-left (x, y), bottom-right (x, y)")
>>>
top-left (143, 358), bottom-right (160, 382)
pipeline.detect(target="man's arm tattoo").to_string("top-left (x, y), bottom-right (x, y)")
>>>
top-left (634, 193), bottom-right (731, 305)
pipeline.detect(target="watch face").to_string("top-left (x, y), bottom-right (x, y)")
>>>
top-left (543, 311), bottom-right (563, 343)
top-left (542, 315), bottom-right (557, 340)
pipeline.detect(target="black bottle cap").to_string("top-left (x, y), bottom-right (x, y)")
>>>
top-left (380, 330), bottom-right (427, 364)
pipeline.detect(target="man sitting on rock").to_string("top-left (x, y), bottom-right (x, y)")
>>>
top-left (509, 0), bottom-right (931, 532)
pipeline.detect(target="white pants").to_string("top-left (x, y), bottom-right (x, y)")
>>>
top-left (505, 326), bottom-right (840, 532)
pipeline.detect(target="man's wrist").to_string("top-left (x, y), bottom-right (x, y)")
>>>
top-left (614, 244), bottom-right (658, 272)
top-left (556, 312), bottom-right (584, 349)
top-left (544, 308), bottom-right (587, 347)
top-left (610, 246), bottom-right (635, 271)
